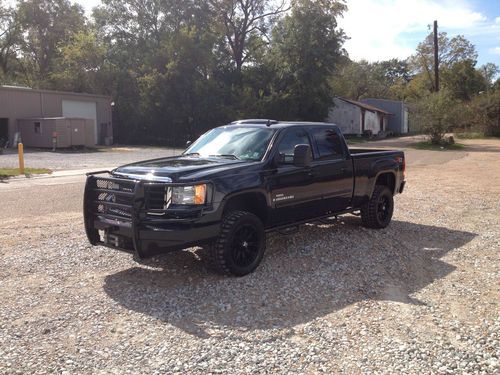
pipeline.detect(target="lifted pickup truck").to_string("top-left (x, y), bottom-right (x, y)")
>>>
top-left (84, 121), bottom-right (406, 276)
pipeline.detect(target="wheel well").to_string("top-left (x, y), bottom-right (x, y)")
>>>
top-left (375, 173), bottom-right (396, 194)
top-left (223, 193), bottom-right (268, 224)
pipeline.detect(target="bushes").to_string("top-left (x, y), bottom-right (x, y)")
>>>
top-left (470, 90), bottom-right (500, 136)
top-left (411, 87), bottom-right (500, 142)
top-left (412, 90), bottom-right (458, 144)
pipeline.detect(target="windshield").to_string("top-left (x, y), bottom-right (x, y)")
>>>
top-left (184, 127), bottom-right (275, 161)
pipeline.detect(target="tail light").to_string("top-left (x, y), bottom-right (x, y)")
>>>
top-left (396, 156), bottom-right (406, 179)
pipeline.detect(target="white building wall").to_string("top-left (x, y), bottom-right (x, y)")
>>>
top-left (326, 98), bottom-right (362, 134)
top-left (364, 111), bottom-right (380, 134)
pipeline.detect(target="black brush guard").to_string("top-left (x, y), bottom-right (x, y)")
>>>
top-left (83, 171), bottom-right (219, 259)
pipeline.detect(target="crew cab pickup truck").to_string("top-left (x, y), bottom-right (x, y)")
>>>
top-left (84, 121), bottom-right (406, 276)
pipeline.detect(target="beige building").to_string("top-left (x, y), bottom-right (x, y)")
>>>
top-left (0, 85), bottom-right (113, 147)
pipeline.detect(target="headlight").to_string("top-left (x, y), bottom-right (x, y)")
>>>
top-left (171, 184), bottom-right (206, 205)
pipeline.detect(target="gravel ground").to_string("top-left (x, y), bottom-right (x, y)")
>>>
top-left (0, 146), bottom-right (182, 171)
top-left (0, 141), bottom-right (499, 374)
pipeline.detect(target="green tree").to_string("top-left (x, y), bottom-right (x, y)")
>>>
top-left (49, 31), bottom-right (109, 93)
top-left (409, 32), bottom-right (477, 91)
top-left (478, 63), bottom-right (499, 87)
top-left (16, 0), bottom-right (86, 85)
top-left (413, 89), bottom-right (458, 144)
top-left (0, 0), bottom-right (21, 80)
top-left (468, 89), bottom-right (500, 136)
top-left (329, 58), bottom-right (411, 100)
top-left (266, 0), bottom-right (347, 120)
top-left (441, 59), bottom-right (487, 101)
top-left (209, 0), bottom-right (289, 74)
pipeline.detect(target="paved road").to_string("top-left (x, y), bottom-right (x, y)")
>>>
top-left (0, 175), bottom-right (84, 220)
top-left (2, 137), bottom-right (498, 221)
top-left (0, 146), bottom-right (182, 170)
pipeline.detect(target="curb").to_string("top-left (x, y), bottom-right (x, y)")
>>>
top-left (1, 167), bottom-right (116, 181)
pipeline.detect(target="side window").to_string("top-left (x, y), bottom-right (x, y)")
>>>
top-left (312, 128), bottom-right (344, 160)
top-left (277, 129), bottom-right (311, 164)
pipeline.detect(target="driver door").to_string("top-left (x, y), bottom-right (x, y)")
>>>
top-left (266, 128), bottom-right (317, 226)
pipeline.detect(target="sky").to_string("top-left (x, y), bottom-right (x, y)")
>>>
top-left (6, 0), bottom-right (500, 67)
top-left (337, 0), bottom-right (500, 67)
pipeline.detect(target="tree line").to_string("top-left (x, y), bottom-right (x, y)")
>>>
top-left (1, 0), bottom-right (499, 145)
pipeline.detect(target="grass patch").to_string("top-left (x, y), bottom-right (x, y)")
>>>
top-left (411, 141), bottom-right (465, 151)
top-left (455, 132), bottom-right (500, 140)
top-left (454, 132), bottom-right (486, 139)
top-left (345, 137), bottom-right (368, 145)
top-left (0, 168), bottom-right (52, 178)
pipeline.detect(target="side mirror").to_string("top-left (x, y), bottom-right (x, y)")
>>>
top-left (185, 140), bottom-right (192, 148)
top-left (293, 144), bottom-right (311, 167)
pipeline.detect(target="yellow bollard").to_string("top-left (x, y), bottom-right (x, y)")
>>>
top-left (18, 142), bottom-right (25, 175)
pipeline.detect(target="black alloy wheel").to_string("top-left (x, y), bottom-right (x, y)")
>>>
top-left (361, 185), bottom-right (394, 229)
top-left (210, 210), bottom-right (266, 276)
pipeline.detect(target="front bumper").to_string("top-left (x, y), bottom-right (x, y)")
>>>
top-left (83, 172), bottom-right (220, 258)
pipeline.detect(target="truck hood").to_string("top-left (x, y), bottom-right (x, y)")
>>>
top-left (112, 156), bottom-right (248, 182)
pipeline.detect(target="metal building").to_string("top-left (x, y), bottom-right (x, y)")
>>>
top-left (361, 98), bottom-right (409, 134)
top-left (0, 85), bottom-right (113, 147)
top-left (17, 117), bottom-right (96, 148)
top-left (326, 97), bottom-right (392, 136)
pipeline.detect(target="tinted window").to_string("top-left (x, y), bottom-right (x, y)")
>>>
top-left (312, 128), bottom-right (344, 160)
top-left (277, 128), bottom-right (311, 164)
top-left (185, 127), bottom-right (275, 161)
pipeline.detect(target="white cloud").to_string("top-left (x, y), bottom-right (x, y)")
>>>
top-left (338, 0), bottom-right (488, 62)
top-left (489, 47), bottom-right (500, 55)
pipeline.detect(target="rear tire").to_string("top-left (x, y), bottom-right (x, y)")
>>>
top-left (210, 210), bottom-right (266, 276)
top-left (361, 185), bottom-right (394, 229)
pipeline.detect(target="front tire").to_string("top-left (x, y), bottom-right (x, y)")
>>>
top-left (361, 185), bottom-right (394, 229)
top-left (210, 210), bottom-right (266, 276)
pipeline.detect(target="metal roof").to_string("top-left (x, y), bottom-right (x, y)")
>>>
top-left (0, 85), bottom-right (111, 99)
top-left (337, 97), bottom-right (393, 115)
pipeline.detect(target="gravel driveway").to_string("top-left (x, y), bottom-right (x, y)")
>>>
top-left (0, 141), bottom-right (499, 374)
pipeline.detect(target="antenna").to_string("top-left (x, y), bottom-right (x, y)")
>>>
top-left (266, 119), bottom-right (272, 127)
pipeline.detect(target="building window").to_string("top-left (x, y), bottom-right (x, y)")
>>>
top-left (34, 122), bottom-right (41, 134)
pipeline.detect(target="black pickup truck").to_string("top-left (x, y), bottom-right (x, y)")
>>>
top-left (84, 121), bottom-right (406, 276)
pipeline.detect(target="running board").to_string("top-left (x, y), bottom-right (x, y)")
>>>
top-left (277, 226), bottom-right (299, 235)
top-left (266, 208), bottom-right (358, 235)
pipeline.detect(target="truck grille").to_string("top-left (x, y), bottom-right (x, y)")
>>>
top-left (87, 176), bottom-right (174, 220)
top-left (145, 185), bottom-right (167, 210)
top-left (91, 177), bottom-right (136, 220)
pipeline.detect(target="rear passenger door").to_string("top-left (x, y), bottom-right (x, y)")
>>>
top-left (308, 127), bottom-right (354, 213)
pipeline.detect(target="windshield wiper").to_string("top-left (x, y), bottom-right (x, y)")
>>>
top-left (209, 154), bottom-right (240, 160)
top-left (183, 152), bottom-right (200, 157)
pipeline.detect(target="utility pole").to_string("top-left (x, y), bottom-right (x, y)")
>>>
top-left (433, 20), bottom-right (440, 92)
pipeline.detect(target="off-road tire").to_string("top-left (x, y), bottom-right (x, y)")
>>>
top-left (210, 210), bottom-right (266, 276)
top-left (361, 185), bottom-right (394, 229)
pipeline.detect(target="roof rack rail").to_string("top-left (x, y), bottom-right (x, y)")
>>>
top-left (230, 119), bottom-right (279, 126)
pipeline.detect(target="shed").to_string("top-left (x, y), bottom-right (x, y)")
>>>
top-left (0, 85), bottom-right (113, 146)
top-left (326, 97), bottom-right (392, 136)
top-left (18, 117), bottom-right (95, 148)
top-left (361, 98), bottom-right (409, 134)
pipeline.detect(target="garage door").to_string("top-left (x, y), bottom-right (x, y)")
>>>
top-left (62, 100), bottom-right (97, 144)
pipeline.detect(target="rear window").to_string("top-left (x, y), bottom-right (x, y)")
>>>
top-left (312, 128), bottom-right (344, 160)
